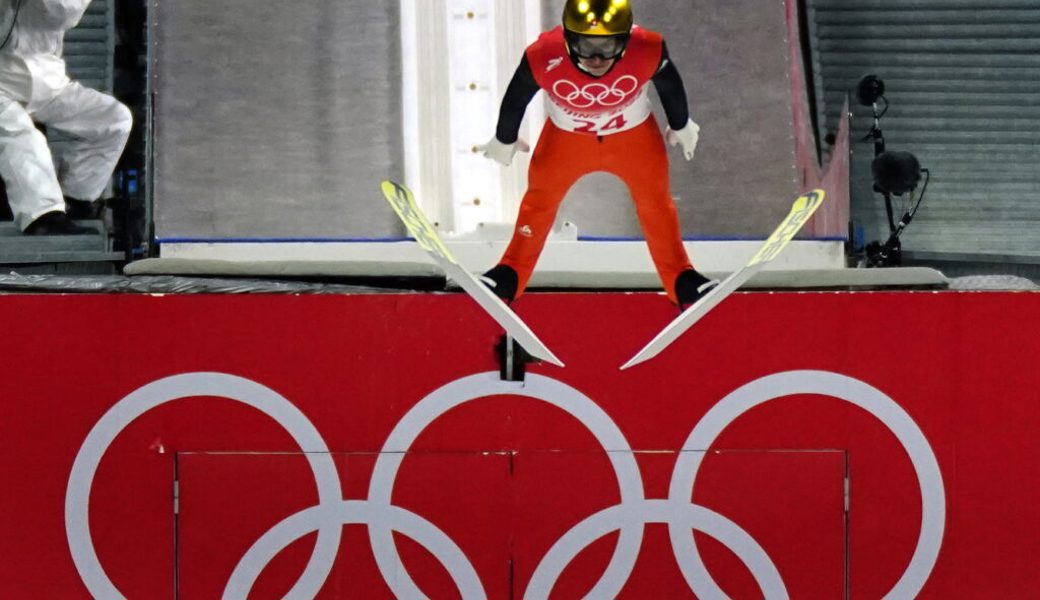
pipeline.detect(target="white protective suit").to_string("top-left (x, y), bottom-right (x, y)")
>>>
top-left (0, 0), bottom-right (131, 230)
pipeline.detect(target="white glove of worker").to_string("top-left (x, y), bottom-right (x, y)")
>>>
top-left (666, 119), bottom-right (700, 161)
top-left (477, 136), bottom-right (530, 167)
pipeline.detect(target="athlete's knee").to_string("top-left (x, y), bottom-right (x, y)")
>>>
top-left (631, 190), bottom-right (680, 215)
top-left (518, 183), bottom-right (569, 214)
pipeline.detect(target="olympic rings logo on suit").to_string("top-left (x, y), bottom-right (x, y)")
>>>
top-left (65, 370), bottom-right (946, 600)
top-left (552, 75), bottom-right (640, 108)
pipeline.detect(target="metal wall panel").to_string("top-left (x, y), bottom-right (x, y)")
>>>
top-left (807, 0), bottom-right (1040, 258)
top-left (64, 0), bottom-right (114, 92)
top-left (151, 0), bottom-right (404, 240)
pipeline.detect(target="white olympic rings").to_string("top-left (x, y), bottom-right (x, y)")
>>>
top-left (66, 370), bottom-right (945, 599)
top-left (553, 75), bottom-right (640, 108)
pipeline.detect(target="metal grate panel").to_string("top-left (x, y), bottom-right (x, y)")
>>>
top-left (807, 0), bottom-right (1040, 259)
top-left (63, 0), bottom-right (114, 92)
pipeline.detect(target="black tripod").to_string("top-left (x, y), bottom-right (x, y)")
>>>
top-left (858, 82), bottom-right (929, 267)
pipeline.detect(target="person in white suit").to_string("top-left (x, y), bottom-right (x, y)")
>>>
top-left (0, 0), bottom-right (132, 234)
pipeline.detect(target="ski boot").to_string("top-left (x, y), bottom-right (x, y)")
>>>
top-left (480, 264), bottom-right (519, 302)
top-left (675, 268), bottom-right (718, 309)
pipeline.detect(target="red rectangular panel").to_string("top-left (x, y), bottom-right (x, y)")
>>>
top-left (1, 291), bottom-right (1039, 598)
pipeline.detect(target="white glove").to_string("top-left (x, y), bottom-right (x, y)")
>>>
top-left (666, 119), bottom-right (700, 161)
top-left (477, 136), bottom-right (530, 167)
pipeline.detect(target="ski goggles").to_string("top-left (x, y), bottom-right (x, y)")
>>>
top-left (565, 32), bottom-right (629, 60)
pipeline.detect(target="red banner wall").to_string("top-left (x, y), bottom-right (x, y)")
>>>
top-left (2, 291), bottom-right (1038, 599)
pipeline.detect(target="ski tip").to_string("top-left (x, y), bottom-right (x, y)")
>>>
top-left (538, 353), bottom-right (566, 368)
top-left (619, 351), bottom-right (653, 371)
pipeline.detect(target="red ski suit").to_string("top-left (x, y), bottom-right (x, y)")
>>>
top-left (500, 26), bottom-right (694, 303)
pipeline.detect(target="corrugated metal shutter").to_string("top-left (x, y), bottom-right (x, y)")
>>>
top-left (63, 0), bottom-right (114, 92)
top-left (806, 0), bottom-right (1040, 259)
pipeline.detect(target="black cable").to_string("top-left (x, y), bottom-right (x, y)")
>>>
top-left (861, 96), bottom-right (889, 144)
top-left (883, 168), bottom-right (930, 248)
top-left (875, 95), bottom-right (889, 120)
top-left (1, 0), bottom-right (24, 51)
top-left (898, 168), bottom-right (930, 230)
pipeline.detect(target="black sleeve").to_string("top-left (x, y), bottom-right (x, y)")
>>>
top-left (651, 42), bottom-right (691, 130)
top-left (495, 55), bottom-right (541, 144)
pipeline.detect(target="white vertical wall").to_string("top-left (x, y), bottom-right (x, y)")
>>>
top-left (401, 0), bottom-right (542, 235)
top-left (498, 0), bottom-right (546, 228)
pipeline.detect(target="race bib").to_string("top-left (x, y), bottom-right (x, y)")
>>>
top-left (545, 81), bottom-right (652, 135)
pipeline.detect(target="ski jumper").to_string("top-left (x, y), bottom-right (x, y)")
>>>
top-left (494, 25), bottom-right (695, 303)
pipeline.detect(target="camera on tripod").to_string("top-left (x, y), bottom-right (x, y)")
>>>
top-left (854, 75), bottom-right (931, 267)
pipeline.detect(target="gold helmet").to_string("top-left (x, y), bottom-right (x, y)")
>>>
top-left (562, 0), bottom-right (633, 37)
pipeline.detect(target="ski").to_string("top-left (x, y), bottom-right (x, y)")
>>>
top-left (381, 180), bottom-right (564, 367)
top-left (621, 189), bottom-right (825, 370)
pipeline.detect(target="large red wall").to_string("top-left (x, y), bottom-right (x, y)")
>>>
top-left (2, 291), bottom-right (1037, 599)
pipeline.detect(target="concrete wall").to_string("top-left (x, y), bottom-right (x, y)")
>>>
top-left (152, 1), bottom-right (404, 239)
